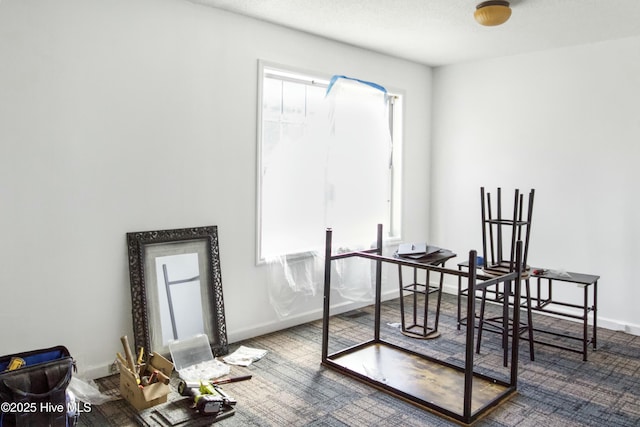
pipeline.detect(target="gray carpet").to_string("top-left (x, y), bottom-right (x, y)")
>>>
top-left (81, 293), bottom-right (640, 426)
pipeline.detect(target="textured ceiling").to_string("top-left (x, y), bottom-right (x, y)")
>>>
top-left (187, 0), bottom-right (640, 66)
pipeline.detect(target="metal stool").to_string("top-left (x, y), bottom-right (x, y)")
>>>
top-left (475, 187), bottom-right (535, 365)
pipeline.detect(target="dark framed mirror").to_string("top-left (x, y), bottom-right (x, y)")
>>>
top-left (126, 225), bottom-right (228, 357)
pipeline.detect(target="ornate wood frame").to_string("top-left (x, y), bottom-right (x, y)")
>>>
top-left (126, 225), bottom-right (228, 357)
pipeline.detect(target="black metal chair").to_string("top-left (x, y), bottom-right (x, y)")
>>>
top-left (475, 187), bottom-right (535, 365)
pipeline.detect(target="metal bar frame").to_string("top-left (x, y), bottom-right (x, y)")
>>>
top-left (529, 275), bottom-right (598, 361)
top-left (321, 225), bottom-right (523, 425)
top-left (458, 265), bottom-right (599, 362)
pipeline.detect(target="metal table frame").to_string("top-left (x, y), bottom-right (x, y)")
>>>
top-left (457, 262), bottom-right (599, 361)
top-left (321, 225), bottom-right (525, 425)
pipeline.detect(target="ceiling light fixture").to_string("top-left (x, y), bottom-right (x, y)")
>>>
top-left (474, 1), bottom-right (512, 26)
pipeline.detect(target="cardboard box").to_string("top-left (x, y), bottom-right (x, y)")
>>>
top-left (118, 352), bottom-right (173, 411)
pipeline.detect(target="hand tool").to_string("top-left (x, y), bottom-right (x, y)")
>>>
top-left (210, 375), bottom-right (252, 385)
top-left (136, 347), bottom-right (144, 366)
top-left (116, 352), bottom-right (128, 368)
top-left (120, 335), bottom-right (136, 373)
top-left (178, 381), bottom-right (236, 415)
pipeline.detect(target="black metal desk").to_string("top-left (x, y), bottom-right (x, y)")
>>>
top-left (322, 226), bottom-right (524, 425)
top-left (530, 270), bottom-right (599, 361)
top-left (396, 249), bottom-right (456, 339)
top-left (457, 262), bottom-right (599, 361)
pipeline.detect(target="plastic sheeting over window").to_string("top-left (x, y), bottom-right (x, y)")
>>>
top-left (265, 74), bottom-right (393, 318)
top-left (324, 76), bottom-right (392, 249)
top-left (267, 245), bottom-right (384, 318)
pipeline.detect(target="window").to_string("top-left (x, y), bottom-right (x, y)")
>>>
top-left (257, 62), bottom-right (402, 261)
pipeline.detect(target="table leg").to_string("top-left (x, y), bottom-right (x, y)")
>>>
top-left (502, 281), bottom-right (510, 367)
top-left (434, 269), bottom-right (444, 331)
top-left (457, 266), bottom-right (463, 330)
top-left (593, 280), bottom-right (598, 350)
top-left (524, 278), bottom-right (535, 361)
top-left (583, 283), bottom-right (588, 361)
top-left (412, 267), bottom-right (419, 330)
top-left (398, 266), bottom-right (406, 333)
top-left (423, 268), bottom-right (430, 336)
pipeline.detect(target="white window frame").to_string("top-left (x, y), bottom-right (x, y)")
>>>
top-left (256, 60), bottom-right (403, 263)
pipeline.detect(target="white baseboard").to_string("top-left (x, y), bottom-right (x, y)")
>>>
top-left (597, 318), bottom-right (640, 335)
top-left (77, 364), bottom-right (114, 381)
top-left (228, 289), bottom-right (399, 343)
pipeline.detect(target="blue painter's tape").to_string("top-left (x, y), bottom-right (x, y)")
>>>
top-left (326, 75), bottom-right (387, 95)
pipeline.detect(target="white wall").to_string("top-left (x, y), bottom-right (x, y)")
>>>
top-left (0, 0), bottom-right (432, 377)
top-left (431, 36), bottom-right (640, 334)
